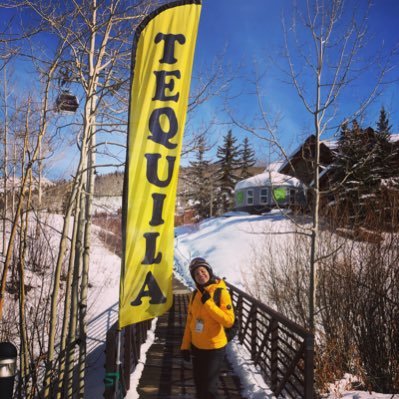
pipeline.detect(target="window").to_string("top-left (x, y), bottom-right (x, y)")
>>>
top-left (246, 189), bottom-right (254, 205)
top-left (260, 188), bottom-right (268, 204)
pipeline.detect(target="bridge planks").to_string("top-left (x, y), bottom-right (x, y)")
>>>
top-left (136, 278), bottom-right (245, 398)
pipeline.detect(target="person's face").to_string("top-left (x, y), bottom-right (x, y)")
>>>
top-left (194, 266), bottom-right (210, 285)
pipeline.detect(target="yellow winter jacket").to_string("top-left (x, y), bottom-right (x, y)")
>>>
top-left (181, 278), bottom-right (235, 350)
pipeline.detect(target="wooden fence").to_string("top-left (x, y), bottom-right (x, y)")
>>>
top-left (227, 282), bottom-right (314, 398)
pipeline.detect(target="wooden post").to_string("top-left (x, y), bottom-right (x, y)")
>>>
top-left (131, 324), bottom-right (139, 370)
top-left (251, 304), bottom-right (257, 358)
top-left (270, 319), bottom-right (279, 392)
top-left (234, 294), bottom-right (243, 343)
top-left (103, 328), bottom-right (116, 399)
top-left (304, 333), bottom-right (314, 399)
top-left (123, 326), bottom-right (132, 391)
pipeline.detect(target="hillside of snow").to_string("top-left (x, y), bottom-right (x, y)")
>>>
top-left (174, 210), bottom-right (296, 290)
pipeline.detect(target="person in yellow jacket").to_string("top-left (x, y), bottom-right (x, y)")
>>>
top-left (180, 257), bottom-right (235, 399)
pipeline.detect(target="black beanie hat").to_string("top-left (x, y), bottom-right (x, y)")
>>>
top-left (189, 257), bottom-right (213, 280)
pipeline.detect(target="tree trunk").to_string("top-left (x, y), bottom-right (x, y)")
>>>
top-left (309, 33), bottom-right (323, 332)
top-left (56, 194), bottom-right (79, 398)
top-left (0, 100), bottom-right (33, 318)
top-left (2, 66), bottom-right (8, 256)
top-left (78, 120), bottom-right (96, 397)
top-left (18, 170), bottom-right (34, 398)
top-left (64, 183), bottom-right (86, 398)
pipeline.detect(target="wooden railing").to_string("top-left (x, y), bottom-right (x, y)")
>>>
top-left (227, 282), bottom-right (314, 399)
top-left (103, 320), bottom-right (152, 399)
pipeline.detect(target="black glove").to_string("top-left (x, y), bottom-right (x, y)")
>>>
top-left (201, 291), bottom-right (211, 304)
top-left (181, 350), bottom-right (190, 362)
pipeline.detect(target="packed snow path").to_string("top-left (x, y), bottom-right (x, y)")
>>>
top-left (134, 278), bottom-right (244, 398)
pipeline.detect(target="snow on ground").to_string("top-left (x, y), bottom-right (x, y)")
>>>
top-left (125, 319), bottom-right (158, 399)
top-left (81, 210), bottom-right (396, 398)
top-left (174, 210), bottom-right (294, 290)
top-left (85, 223), bottom-right (121, 398)
top-left (226, 341), bottom-right (275, 399)
top-left (92, 195), bottom-right (122, 215)
top-left (24, 214), bottom-right (121, 398)
top-left (325, 374), bottom-right (398, 399)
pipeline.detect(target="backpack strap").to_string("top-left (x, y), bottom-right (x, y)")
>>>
top-left (213, 287), bottom-right (222, 307)
top-left (190, 290), bottom-right (197, 304)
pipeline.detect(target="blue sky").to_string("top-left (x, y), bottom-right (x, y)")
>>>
top-left (191, 0), bottom-right (399, 163)
top-left (1, 0), bottom-right (399, 177)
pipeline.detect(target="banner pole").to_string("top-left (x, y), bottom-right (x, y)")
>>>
top-left (115, 328), bottom-right (122, 398)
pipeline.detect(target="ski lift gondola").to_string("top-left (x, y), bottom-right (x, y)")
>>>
top-left (56, 90), bottom-right (79, 113)
top-left (55, 67), bottom-right (79, 113)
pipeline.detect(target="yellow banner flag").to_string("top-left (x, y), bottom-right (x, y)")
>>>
top-left (119, 1), bottom-right (202, 328)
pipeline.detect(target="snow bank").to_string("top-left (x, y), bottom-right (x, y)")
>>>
top-left (92, 195), bottom-right (122, 215)
top-left (174, 210), bottom-right (296, 290)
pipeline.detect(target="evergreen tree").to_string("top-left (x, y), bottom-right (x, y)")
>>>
top-left (215, 130), bottom-right (241, 213)
top-left (189, 136), bottom-right (214, 220)
top-left (375, 106), bottom-right (399, 184)
top-left (376, 106), bottom-right (392, 137)
top-left (240, 137), bottom-right (256, 179)
top-left (331, 120), bottom-right (392, 225)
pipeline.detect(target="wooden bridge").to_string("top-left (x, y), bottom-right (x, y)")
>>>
top-left (104, 278), bottom-right (314, 399)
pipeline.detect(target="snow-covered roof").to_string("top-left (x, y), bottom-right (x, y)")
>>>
top-left (389, 133), bottom-right (399, 142)
top-left (323, 133), bottom-right (399, 147)
top-left (321, 138), bottom-right (338, 150)
top-left (235, 166), bottom-right (301, 190)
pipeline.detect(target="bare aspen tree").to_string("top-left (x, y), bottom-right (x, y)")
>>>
top-left (0, 36), bottom-right (67, 399)
top-left (57, 195), bottom-right (79, 398)
top-left (0, 56), bottom-right (57, 317)
top-left (18, 100), bottom-right (33, 398)
top-left (19, 174), bottom-right (40, 398)
top-left (11, 141), bottom-right (16, 215)
top-left (0, 94), bottom-right (44, 397)
top-left (232, 1), bottom-right (392, 331)
top-left (64, 183), bottom-right (86, 398)
top-left (1, 66), bottom-right (10, 256)
top-left (78, 119), bottom-right (96, 397)
top-left (281, 0), bottom-right (393, 330)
